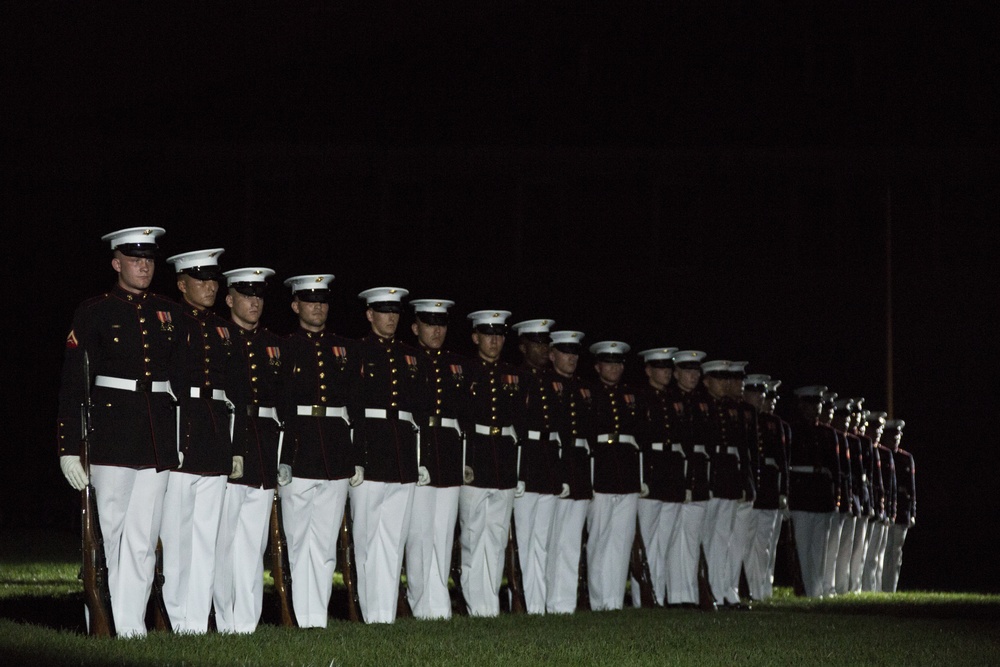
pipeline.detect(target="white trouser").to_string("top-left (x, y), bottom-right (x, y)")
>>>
top-left (160, 471), bottom-right (227, 633)
top-left (349, 480), bottom-right (415, 624)
top-left (586, 492), bottom-right (638, 611)
top-left (848, 515), bottom-right (869, 593)
top-left (835, 514), bottom-right (857, 595)
top-left (213, 484), bottom-right (272, 633)
top-left (406, 485), bottom-right (460, 619)
top-left (822, 512), bottom-right (845, 596)
top-left (767, 516), bottom-right (785, 587)
top-left (459, 486), bottom-right (515, 617)
top-left (545, 497), bottom-right (589, 614)
top-left (862, 520), bottom-right (888, 591)
top-left (882, 523), bottom-right (909, 593)
top-left (667, 500), bottom-right (705, 604)
top-left (702, 497), bottom-right (739, 605)
top-left (745, 508), bottom-right (781, 600)
top-left (790, 510), bottom-right (831, 598)
top-left (514, 491), bottom-right (557, 614)
top-left (90, 465), bottom-right (169, 638)
top-left (279, 477), bottom-right (349, 628)
top-left (728, 499), bottom-right (754, 600)
top-left (630, 498), bottom-right (666, 607)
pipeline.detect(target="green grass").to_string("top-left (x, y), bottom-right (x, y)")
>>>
top-left (2, 528), bottom-right (999, 666)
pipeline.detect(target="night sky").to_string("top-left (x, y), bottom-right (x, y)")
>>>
top-left (3, 3), bottom-right (998, 593)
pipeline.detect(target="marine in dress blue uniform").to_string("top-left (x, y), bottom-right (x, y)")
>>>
top-left (213, 267), bottom-right (284, 634)
top-left (160, 247), bottom-right (237, 634)
top-left (57, 227), bottom-right (186, 637)
top-left (883, 420), bottom-right (915, 592)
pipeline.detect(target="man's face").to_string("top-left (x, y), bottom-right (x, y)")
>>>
top-left (550, 348), bottom-right (579, 377)
top-left (764, 396), bottom-right (778, 414)
top-left (832, 412), bottom-right (851, 431)
top-left (703, 375), bottom-right (728, 399)
top-left (645, 365), bottom-right (673, 390)
top-left (292, 298), bottom-right (329, 332)
top-left (412, 320), bottom-right (447, 350)
top-left (227, 290), bottom-right (264, 330)
top-left (727, 378), bottom-right (744, 398)
top-left (797, 399), bottom-right (822, 422)
top-left (888, 431), bottom-right (902, 451)
top-left (177, 274), bottom-right (219, 310)
top-left (744, 389), bottom-right (766, 411)
top-left (112, 252), bottom-right (154, 293)
top-left (367, 309), bottom-right (399, 339)
top-left (473, 331), bottom-right (505, 363)
top-left (594, 360), bottom-right (624, 386)
top-left (674, 367), bottom-right (701, 392)
top-left (520, 339), bottom-right (551, 370)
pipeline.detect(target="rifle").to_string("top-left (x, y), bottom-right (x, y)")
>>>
top-left (145, 539), bottom-right (172, 632)
top-left (397, 557), bottom-right (413, 618)
top-left (504, 512), bottom-right (527, 614)
top-left (697, 545), bottom-right (717, 611)
top-left (449, 518), bottom-right (468, 616)
top-left (79, 352), bottom-right (115, 637)
top-left (268, 490), bottom-right (297, 627)
top-left (629, 517), bottom-right (657, 608)
top-left (338, 497), bottom-right (362, 622)
top-left (577, 524), bottom-right (590, 611)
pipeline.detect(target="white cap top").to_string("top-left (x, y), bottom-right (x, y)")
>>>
top-left (729, 360), bottom-right (749, 374)
top-left (358, 286), bottom-right (409, 305)
top-left (867, 410), bottom-right (887, 423)
top-left (764, 379), bottom-right (782, 392)
top-left (701, 359), bottom-right (732, 374)
top-left (101, 226), bottom-right (165, 255)
top-left (638, 347), bottom-right (679, 362)
top-left (743, 373), bottom-right (771, 387)
top-left (410, 299), bottom-right (455, 313)
top-left (512, 319), bottom-right (555, 334)
top-left (821, 390), bottom-right (839, 402)
top-left (550, 330), bottom-right (585, 347)
top-left (224, 267), bottom-right (275, 285)
top-left (793, 385), bottom-right (828, 398)
top-left (884, 419), bottom-right (905, 431)
top-left (467, 310), bottom-right (512, 327)
top-left (284, 274), bottom-right (335, 293)
top-left (167, 248), bottom-right (224, 271)
top-left (672, 350), bottom-right (707, 367)
top-left (589, 340), bottom-right (630, 357)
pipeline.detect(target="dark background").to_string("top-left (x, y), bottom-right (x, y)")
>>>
top-left (3, 2), bottom-right (997, 592)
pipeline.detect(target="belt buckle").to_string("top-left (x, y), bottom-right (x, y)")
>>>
top-left (246, 405), bottom-right (256, 417)
top-left (428, 416), bottom-right (439, 427)
top-left (311, 406), bottom-right (325, 417)
top-left (607, 433), bottom-right (618, 444)
top-left (491, 426), bottom-right (501, 436)
top-left (135, 379), bottom-right (151, 392)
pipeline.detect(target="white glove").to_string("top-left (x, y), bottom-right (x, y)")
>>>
top-left (684, 489), bottom-right (692, 504)
top-left (177, 450), bottom-right (185, 469)
top-left (778, 494), bottom-right (788, 510)
top-left (640, 482), bottom-right (650, 498)
top-left (909, 517), bottom-right (916, 528)
top-left (349, 465), bottom-right (364, 487)
top-left (463, 466), bottom-right (475, 484)
top-left (417, 465), bottom-right (431, 486)
top-left (514, 480), bottom-right (526, 498)
top-left (60, 455), bottom-right (88, 491)
top-left (277, 463), bottom-right (292, 486)
top-left (558, 483), bottom-right (570, 499)
top-left (230, 455), bottom-right (244, 479)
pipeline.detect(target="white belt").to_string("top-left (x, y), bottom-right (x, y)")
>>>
top-left (574, 438), bottom-right (590, 454)
top-left (475, 424), bottom-right (516, 439)
top-left (672, 443), bottom-right (685, 454)
top-left (190, 387), bottom-right (227, 401)
top-left (790, 465), bottom-right (831, 476)
top-left (725, 446), bottom-right (739, 456)
top-left (692, 444), bottom-right (707, 455)
top-left (96, 375), bottom-right (172, 395)
top-left (597, 433), bottom-right (638, 448)
top-left (297, 405), bottom-right (348, 420)
top-left (527, 430), bottom-right (561, 444)
top-left (248, 406), bottom-right (279, 421)
top-left (651, 442), bottom-right (664, 452)
top-left (425, 416), bottom-right (461, 433)
top-left (764, 457), bottom-right (778, 468)
top-left (365, 408), bottom-right (416, 427)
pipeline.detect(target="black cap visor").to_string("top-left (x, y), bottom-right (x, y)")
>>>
top-left (182, 266), bottom-right (222, 281)
top-left (116, 243), bottom-right (158, 259)
top-left (369, 301), bottom-right (403, 314)
top-left (295, 289), bottom-right (331, 303)
top-left (232, 282), bottom-right (267, 297)
top-left (416, 311), bottom-right (449, 326)
top-left (475, 323), bottom-right (507, 336)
